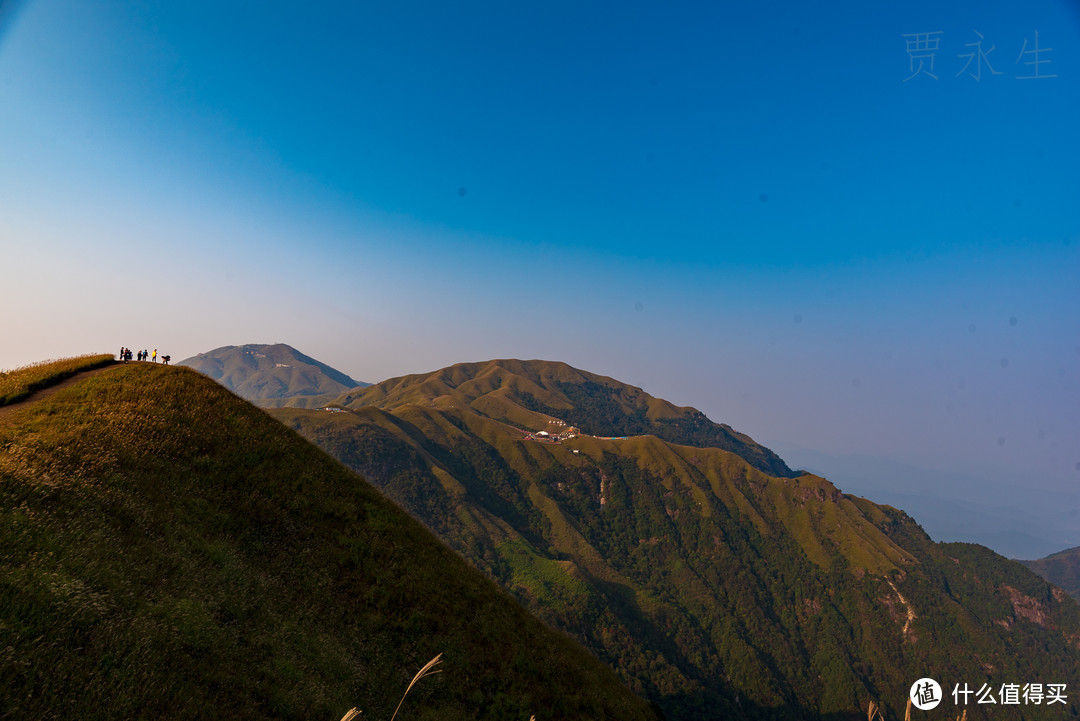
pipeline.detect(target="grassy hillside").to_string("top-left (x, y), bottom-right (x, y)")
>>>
top-left (324, 358), bottom-right (795, 477)
top-left (0, 353), bottom-right (114, 406)
top-left (273, 395), bottom-right (1080, 721)
top-left (179, 343), bottom-right (367, 403)
top-left (0, 363), bottom-right (657, 721)
top-left (1022, 547), bottom-right (1080, 600)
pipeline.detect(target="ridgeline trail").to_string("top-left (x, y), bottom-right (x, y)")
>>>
top-left (0, 361), bottom-right (127, 425)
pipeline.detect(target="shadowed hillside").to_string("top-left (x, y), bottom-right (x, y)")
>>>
top-left (179, 343), bottom-right (367, 404)
top-left (0, 362), bottom-right (657, 721)
top-left (270, 358), bottom-right (1080, 721)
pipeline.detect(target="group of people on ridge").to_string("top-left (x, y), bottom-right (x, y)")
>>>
top-left (119, 347), bottom-right (170, 364)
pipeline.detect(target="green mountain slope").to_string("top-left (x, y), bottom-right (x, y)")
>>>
top-left (1022, 547), bottom-right (1080, 601)
top-left (271, 359), bottom-right (1080, 721)
top-left (0, 362), bottom-right (657, 721)
top-left (324, 358), bottom-right (794, 477)
top-left (178, 343), bottom-right (367, 404)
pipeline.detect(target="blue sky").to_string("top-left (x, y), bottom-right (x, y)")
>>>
top-left (2, 1), bottom-right (1078, 554)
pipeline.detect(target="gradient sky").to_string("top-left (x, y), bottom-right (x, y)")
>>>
top-left (2, 1), bottom-right (1078, 550)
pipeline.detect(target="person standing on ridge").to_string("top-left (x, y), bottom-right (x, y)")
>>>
top-left (152, 349), bottom-right (157, 363)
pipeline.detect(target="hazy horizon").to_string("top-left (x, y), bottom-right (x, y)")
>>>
top-left (2, 1), bottom-right (1077, 554)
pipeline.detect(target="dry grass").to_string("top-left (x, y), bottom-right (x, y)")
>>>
top-left (867, 697), bottom-right (968, 721)
top-left (390, 653), bottom-right (443, 721)
top-left (0, 354), bottom-right (114, 406)
top-left (339, 654), bottom-right (534, 721)
top-left (338, 654), bottom-right (444, 721)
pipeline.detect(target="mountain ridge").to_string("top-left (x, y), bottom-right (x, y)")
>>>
top-left (316, 357), bottom-right (795, 478)
top-left (268, 352), bottom-right (1080, 721)
top-left (770, 441), bottom-right (1077, 559)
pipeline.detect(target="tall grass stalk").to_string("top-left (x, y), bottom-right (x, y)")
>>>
top-left (390, 654), bottom-right (443, 721)
top-left (867, 697), bottom-right (938, 721)
top-left (339, 655), bottom-right (444, 721)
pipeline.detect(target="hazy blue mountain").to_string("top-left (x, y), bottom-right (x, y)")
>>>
top-left (1021, 547), bottom-right (1080, 601)
top-left (179, 343), bottom-right (368, 404)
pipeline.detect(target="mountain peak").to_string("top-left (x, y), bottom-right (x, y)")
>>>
top-left (178, 343), bottom-right (367, 403)
top-left (328, 357), bottom-right (795, 477)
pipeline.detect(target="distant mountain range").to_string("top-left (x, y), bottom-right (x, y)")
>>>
top-left (178, 343), bottom-right (367, 403)
top-left (265, 355), bottom-right (1080, 721)
top-left (1021, 547), bottom-right (1080, 601)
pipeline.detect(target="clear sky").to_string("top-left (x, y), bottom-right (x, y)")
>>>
top-left (2, 1), bottom-right (1078, 550)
